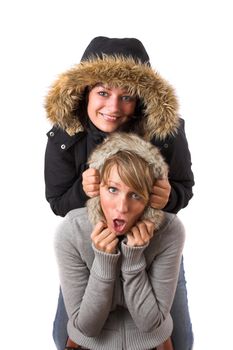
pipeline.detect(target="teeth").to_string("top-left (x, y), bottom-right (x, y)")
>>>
top-left (100, 113), bottom-right (118, 120)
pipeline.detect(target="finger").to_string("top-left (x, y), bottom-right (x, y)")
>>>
top-left (83, 181), bottom-right (100, 197)
top-left (134, 221), bottom-right (149, 241)
top-left (82, 168), bottom-right (100, 183)
top-left (93, 226), bottom-right (116, 244)
top-left (93, 227), bottom-right (112, 244)
top-left (105, 237), bottom-right (119, 254)
top-left (136, 221), bottom-right (153, 242)
top-left (152, 187), bottom-right (165, 196)
top-left (84, 183), bottom-right (100, 197)
top-left (91, 221), bottom-right (107, 239)
top-left (85, 184), bottom-right (100, 192)
top-left (153, 178), bottom-right (170, 189)
top-left (83, 168), bottom-right (99, 177)
top-left (126, 232), bottom-right (135, 247)
top-left (95, 231), bottom-right (118, 253)
top-left (86, 190), bottom-right (100, 198)
top-left (82, 175), bottom-right (100, 186)
top-left (140, 219), bottom-right (155, 238)
top-left (149, 194), bottom-right (165, 209)
top-left (129, 225), bottom-right (144, 246)
top-left (97, 229), bottom-right (115, 242)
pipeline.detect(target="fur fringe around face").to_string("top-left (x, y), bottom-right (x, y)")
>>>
top-left (45, 56), bottom-right (180, 140)
top-left (86, 132), bottom-right (168, 230)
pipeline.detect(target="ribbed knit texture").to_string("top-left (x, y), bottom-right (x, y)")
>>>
top-left (120, 240), bottom-right (148, 272)
top-left (91, 244), bottom-right (120, 280)
top-left (54, 207), bottom-right (185, 349)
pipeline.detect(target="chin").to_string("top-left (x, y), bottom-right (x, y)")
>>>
top-left (102, 125), bottom-right (119, 133)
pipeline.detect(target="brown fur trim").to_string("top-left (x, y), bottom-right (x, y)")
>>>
top-left (45, 56), bottom-right (179, 139)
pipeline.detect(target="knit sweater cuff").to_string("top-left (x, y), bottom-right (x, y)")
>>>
top-left (120, 240), bottom-right (148, 272)
top-left (91, 243), bottom-right (120, 280)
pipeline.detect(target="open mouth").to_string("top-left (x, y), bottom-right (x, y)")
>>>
top-left (113, 219), bottom-right (126, 233)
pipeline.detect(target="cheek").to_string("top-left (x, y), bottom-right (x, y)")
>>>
top-left (128, 101), bottom-right (137, 114)
top-left (131, 203), bottom-right (146, 219)
top-left (123, 108), bottom-right (132, 117)
top-left (87, 94), bottom-right (101, 115)
top-left (100, 192), bottom-right (113, 217)
top-left (87, 100), bottom-right (96, 117)
top-left (121, 101), bottom-right (136, 116)
top-left (100, 197), bottom-right (107, 214)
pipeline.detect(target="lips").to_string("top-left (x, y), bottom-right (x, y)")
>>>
top-left (113, 219), bottom-right (126, 233)
top-left (99, 112), bottom-right (121, 121)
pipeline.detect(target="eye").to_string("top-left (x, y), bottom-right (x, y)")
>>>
top-left (130, 192), bottom-right (141, 200)
top-left (98, 90), bottom-right (108, 97)
top-left (108, 186), bottom-right (117, 193)
top-left (121, 95), bottom-right (135, 102)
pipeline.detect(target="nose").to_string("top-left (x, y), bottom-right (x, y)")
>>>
top-left (117, 196), bottom-right (129, 213)
top-left (107, 96), bottom-right (121, 113)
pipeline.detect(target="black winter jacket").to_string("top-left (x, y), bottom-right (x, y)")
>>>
top-left (45, 118), bottom-right (194, 216)
top-left (44, 55), bottom-right (194, 217)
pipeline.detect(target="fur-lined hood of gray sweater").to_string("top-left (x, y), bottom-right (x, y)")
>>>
top-left (86, 132), bottom-right (168, 230)
top-left (45, 37), bottom-right (179, 140)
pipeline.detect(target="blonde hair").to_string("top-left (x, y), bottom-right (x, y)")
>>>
top-left (100, 150), bottom-right (154, 204)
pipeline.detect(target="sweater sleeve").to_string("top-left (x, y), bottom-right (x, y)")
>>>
top-left (54, 219), bottom-right (120, 337)
top-left (120, 215), bottom-right (185, 333)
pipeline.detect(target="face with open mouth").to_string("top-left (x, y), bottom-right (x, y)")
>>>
top-left (87, 84), bottom-right (137, 133)
top-left (100, 165), bottom-right (146, 235)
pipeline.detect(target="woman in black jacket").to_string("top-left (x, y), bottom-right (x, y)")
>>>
top-left (44, 36), bottom-right (194, 350)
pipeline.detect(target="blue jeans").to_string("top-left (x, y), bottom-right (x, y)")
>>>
top-left (170, 257), bottom-right (194, 349)
top-left (53, 257), bottom-right (193, 350)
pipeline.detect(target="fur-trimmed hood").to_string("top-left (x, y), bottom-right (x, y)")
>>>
top-left (45, 55), bottom-right (180, 140)
top-left (86, 132), bottom-right (168, 230)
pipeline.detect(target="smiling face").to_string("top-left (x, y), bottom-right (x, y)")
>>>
top-left (100, 164), bottom-right (148, 235)
top-left (87, 84), bottom-right (137, 133)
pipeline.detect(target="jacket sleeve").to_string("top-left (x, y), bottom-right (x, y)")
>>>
top-left (152, 118), bottom-right (195, 214)
top-left (54, 220), bottom-right (120, 337)
top-left (44, 127), bottom-right (88, 216)
top-left (120, 215), bottom-right (185, 333)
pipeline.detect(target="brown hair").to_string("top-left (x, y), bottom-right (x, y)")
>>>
top-left (100, 150), bottom-right (154, 204)
top-left (75, 85), bottom-right (144, 132)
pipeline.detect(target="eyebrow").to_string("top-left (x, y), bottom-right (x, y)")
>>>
top-left (107, 180), bottom-right (121, 186)
top-left (95, 83), bottom-right (109, 90)
top-left (95, 84), bottom-right (130, 94)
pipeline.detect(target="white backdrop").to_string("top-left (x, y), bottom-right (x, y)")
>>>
top-left (0, 1), bottom-right (232, 349)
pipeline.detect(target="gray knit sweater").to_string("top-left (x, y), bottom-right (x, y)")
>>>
top-left (54, 208), bottom-right (185, 350)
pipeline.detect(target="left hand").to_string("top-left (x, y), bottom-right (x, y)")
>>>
top-left (150, 179), bottom-right (171, 209)
top-left (126, 219), bottom-right (155, 247)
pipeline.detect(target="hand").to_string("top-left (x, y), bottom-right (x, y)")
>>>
top-left (82, 168), bottom-right (100, 197)
top-left (150, 179), bottom-right (171, 209)
top-left (91, 221), bottom-right (119, 254)
top-left (126, 219), bottom-right (155, 247)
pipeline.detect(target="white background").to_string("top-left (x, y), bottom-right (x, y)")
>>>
top-left (0, 1), bottom-right (232, 349)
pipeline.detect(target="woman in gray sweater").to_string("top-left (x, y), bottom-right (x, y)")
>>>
top-left (54, 133), bottom-right (185, 350)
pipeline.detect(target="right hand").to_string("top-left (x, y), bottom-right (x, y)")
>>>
top-left (82, 168), bottom-right (100, 197)
top-left (91, 221), bottom-right (119, 254)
